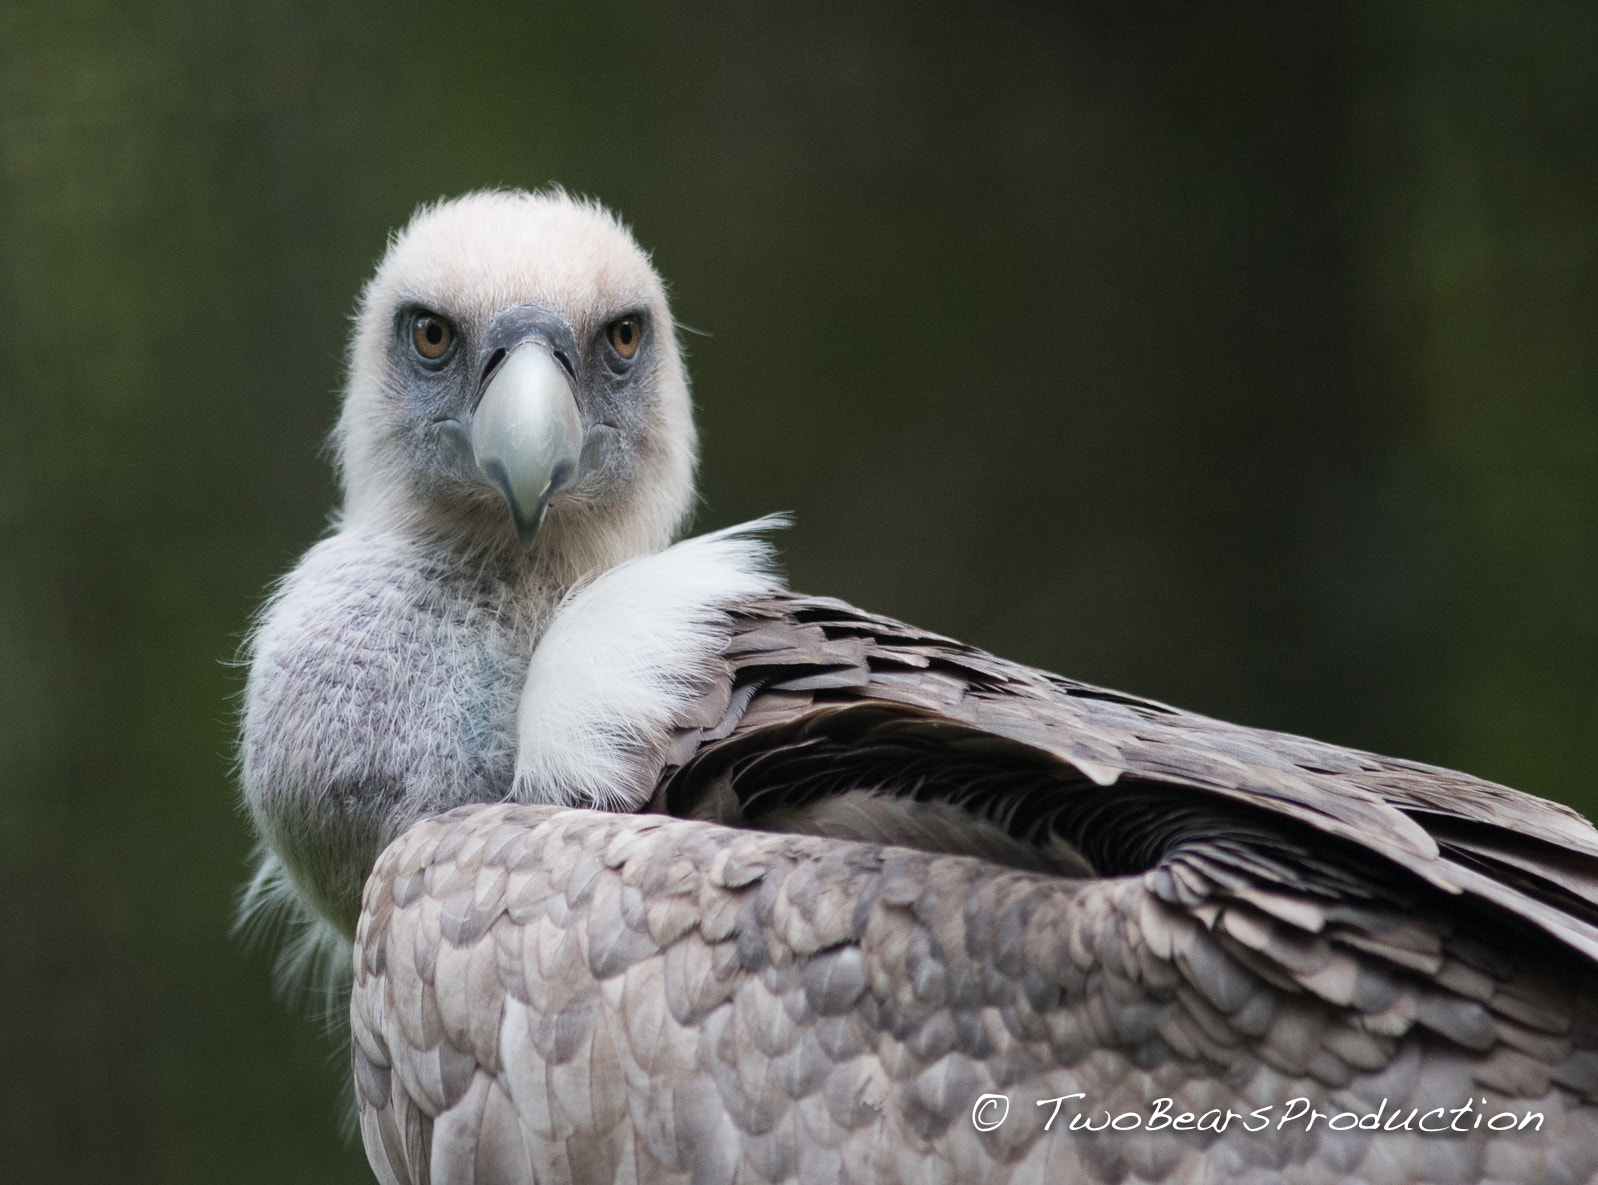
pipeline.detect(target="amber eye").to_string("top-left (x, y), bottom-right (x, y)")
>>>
top-left (411, 314), bottom-right (454, 361)
top-left (607, 316), bottom-right (642, 360)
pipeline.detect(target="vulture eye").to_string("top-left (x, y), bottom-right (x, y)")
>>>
top-left (607, 316), bottom-right (642, 360)
top-left (411, 314), bottom-right (454, 361)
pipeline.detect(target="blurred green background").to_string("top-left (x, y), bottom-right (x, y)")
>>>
top-left (2, 1), bottom-right (1595, 1179)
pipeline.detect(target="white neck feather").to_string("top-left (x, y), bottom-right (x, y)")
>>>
top-left (511, 517), bottom-right (786, 810)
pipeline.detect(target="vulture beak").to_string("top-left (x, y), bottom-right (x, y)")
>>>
top-left (468, 343), bottom-right (583, 543)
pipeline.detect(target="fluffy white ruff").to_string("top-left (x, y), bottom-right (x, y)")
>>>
top-left (512, 517), bottom-right (786, 810)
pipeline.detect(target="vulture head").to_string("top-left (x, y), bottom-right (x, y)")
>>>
top-left (336, 189), bottom-right (696, 580)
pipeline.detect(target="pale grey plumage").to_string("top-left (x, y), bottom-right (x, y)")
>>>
top-left (242, 189), bottom-right (1598, 1184)
top-left (352, 803), bottom-right (1598, 1185)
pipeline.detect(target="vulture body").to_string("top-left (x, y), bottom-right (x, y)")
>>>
top-left (241, 191), bottom-right (1598, 1185)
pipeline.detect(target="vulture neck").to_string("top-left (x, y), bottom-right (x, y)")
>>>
top-left (254, 500), bottom-right (672, 945)
top-left (346, 492), bottom-right (674, 622)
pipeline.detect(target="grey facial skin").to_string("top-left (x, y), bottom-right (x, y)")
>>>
top-left (395, 302), bottom-right (653, 544)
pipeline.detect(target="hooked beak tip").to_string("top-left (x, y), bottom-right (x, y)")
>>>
top-left (514, 503), bottom-right (549, 545)
top-left (481, 458), bottom-right (574, 544)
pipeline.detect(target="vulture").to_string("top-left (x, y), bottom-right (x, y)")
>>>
top-left (240, 189), bottom-right (1598, 1185)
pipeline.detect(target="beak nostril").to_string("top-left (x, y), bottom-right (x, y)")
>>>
top-left (553, 350), bottom-right (575, 380)
top-left (480, 348), bottom-right (508, 385)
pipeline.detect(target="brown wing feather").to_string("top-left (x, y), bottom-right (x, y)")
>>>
top-left (650, 593), bottom-right (1598, 966)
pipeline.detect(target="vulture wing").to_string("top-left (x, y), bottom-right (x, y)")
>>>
top-left (352, 592), bottom-right (1598, 1185)
top-left (660, 594), bottom-right (1598, 963)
